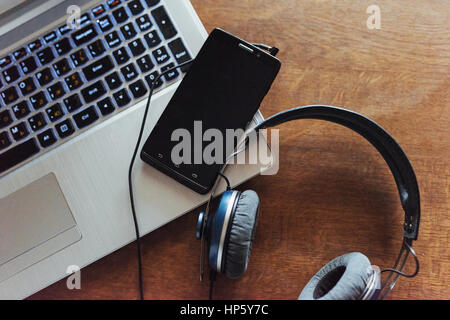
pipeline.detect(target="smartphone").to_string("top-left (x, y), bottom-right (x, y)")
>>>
top-left (140, 28), bottom-right (281, 194)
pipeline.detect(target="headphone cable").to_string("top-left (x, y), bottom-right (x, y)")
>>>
top-left (128, 61), bottom-right (194, 300)
top-left (209, 269), bottom-right (216, 300)
top-left (380, 239), bottom-right (419, 278)
top-left (217, 172), bottom-right (231, 190)
top-left (251, 43), bottom-right (279, 56)
top-left (129, 42), bottom-right (277, 300)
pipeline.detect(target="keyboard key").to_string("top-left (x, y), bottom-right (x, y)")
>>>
top-left (97, 15), bottom-right (114, 32)
top-left (37, 129), bottom-right (57, 148)
top-left (46, 103), bottom-right (65, 122)
top-left (1, 87), bottom-right (19, 104)
top-left (10, 122), bottom-right (29, 140)
top-left (43, 31), bottom-right (57, 43)
top-left (81, 80), bottom-right (106, 103)
top-left (113, 47), bottom-right (130, 65)
top-left (47, 82), bottom-right (66, 100)
top-left (28, 112), bottom-right (47, 131)
top-left (65, 72), bottom-right (83, 90)
top-left (37, 47), bottom-right (55, 65)
top-left (112, 7), bottom-right (129, 24)
top-left (79, 13), bottom-right (91, 26)
top-left (144, 30), bottom-right (161, 48)
top-left (36, 68), bottom-right (54, 86)
top-left (168, 38), bottom-right (192, 72)
top-left (0, 110), bottom-right (13, 128)
top-left (73, 106), bottom-right (99, 128)
top-left (92, 4), bottom-right (106, 17)
top-left (97, 97), bottom-right (115, 115)
top-left (0, 131), bottom-right (11, 150)
top-left (13, 48), bottom-right (27, 60)
top-left (63, 94), bottom-right (82, 112)
top-left (82, 56), bottom-right (114, 81)
top-left (58, 24), bottom-right (72, 35)
top-left (105, 31), bottom-right (121, 48)
top-left (145, 71), bottom-right (163, 89)
top-left (55, 119), bottom-right (75, 138)
top-left (30, 91), bottom-right (48, 109)
top-left (136, 54), bottom-right (154, 73)
top-left (12, 101), bottom-right (31, 119)
top-left (136, 14), bottom-right (152, 32)
top-left (88, 39), bottom-right (106, 57)
top-left (72, 24), bottom-right (98, 46)
top-left (152, 46), bottom-right (170, 64)
top-left (128, 0), bottom-right (144, 15)
top-left (128, 39), bottom-right (146, 57)
top-left (120, 63), bottom-right (138, 82)
top-left (18, 77), bottom-right (36, 96)
top-left (151, 6), bottom-right (177, 39)
top-left (0, 138), bottom-right (39, 174)
top-left (53, 58), bottom-right (71, 76)
top-left (107, 0), bottom-right (121, 9)
top-left (45, 103), bottom-right (64, 122)
top-left (129, 79), bottom-right (147, 99)
top-left (71, 49), bottom-right (89, 67)
top-left (54, 38), bottom-right (72, 55)
top-left (120, 23), bottom-right (137, 40)
top-left (20, 57), bottom-right (38, 74)
top-left (0, 56), bottom-right (12, 69)
top-left (161, 63), bottom-right (179, 81)
top-left (2, 66), bottom-right (20, 84)
top-left (145, 0), bottom-right (160, 6)
top-left (28, 39), bottom-right (43, 52)
top-left (105, 72), bottom-right (122, 90)
top-left (113, 88), bottom-right (131, 107)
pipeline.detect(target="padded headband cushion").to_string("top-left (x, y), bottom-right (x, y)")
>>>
top-left (298, 252), bottom-right (372, 300)
top-left (223, 190), bottom-right (259, 279)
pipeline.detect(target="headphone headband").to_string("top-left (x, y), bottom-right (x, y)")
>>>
top-left (252, 105), bottom-right (420, 240)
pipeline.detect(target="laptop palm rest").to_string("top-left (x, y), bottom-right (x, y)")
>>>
top-left (0, 173), bottom-right (81, 283)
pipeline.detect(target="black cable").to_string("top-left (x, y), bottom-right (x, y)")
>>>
top-left (128, 42), bottom-right (278, 300)
top-left (218, 172), bottom-right (231, 190)
top-left (252, 43), bottom-right (279, 56)
top-left (128, 60), bottom-right (194, 300)
top-left (380, 239), bottom-right (419, 278)
top-left (209, 269), bottom-right (216, 300)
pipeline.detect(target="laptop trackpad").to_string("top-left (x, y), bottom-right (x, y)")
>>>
top-left (0, 173), bottom-right (81, 282)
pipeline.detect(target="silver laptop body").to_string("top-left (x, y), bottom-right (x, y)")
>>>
top-left (0, 0), bottom-right (268, 299)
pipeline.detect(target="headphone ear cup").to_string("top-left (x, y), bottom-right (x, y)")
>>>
top-left (298, 252), bottom-right (373, 300)
top-left (223, 190), bottom-right (260, 279)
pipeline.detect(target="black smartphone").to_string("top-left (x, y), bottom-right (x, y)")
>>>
top-left (140, 28), bottom-right (280, 194)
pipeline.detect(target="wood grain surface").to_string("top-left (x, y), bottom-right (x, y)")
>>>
top-left (29, 0), bottom-right (449, 300)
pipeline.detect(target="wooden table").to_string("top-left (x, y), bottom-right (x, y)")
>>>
top-left (30, 0), bottom-right (449, 300)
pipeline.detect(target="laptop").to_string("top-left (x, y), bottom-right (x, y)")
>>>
top-left (0, 0), bottom-right (269, 299)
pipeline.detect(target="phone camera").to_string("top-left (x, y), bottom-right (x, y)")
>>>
top-left (256, 52), bottom-right (261, 58)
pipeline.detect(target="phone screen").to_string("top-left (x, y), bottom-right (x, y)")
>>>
top-left (141, 28), bottom-right (280, 193)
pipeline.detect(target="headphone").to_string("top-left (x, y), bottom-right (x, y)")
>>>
top-left (128, 46), bottom-right (421, 299)
top-left (196, 105), bottom-right (420, 300)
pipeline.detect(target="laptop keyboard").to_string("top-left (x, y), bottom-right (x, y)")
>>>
top-left (0, 0), bottom-right (192, 176)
